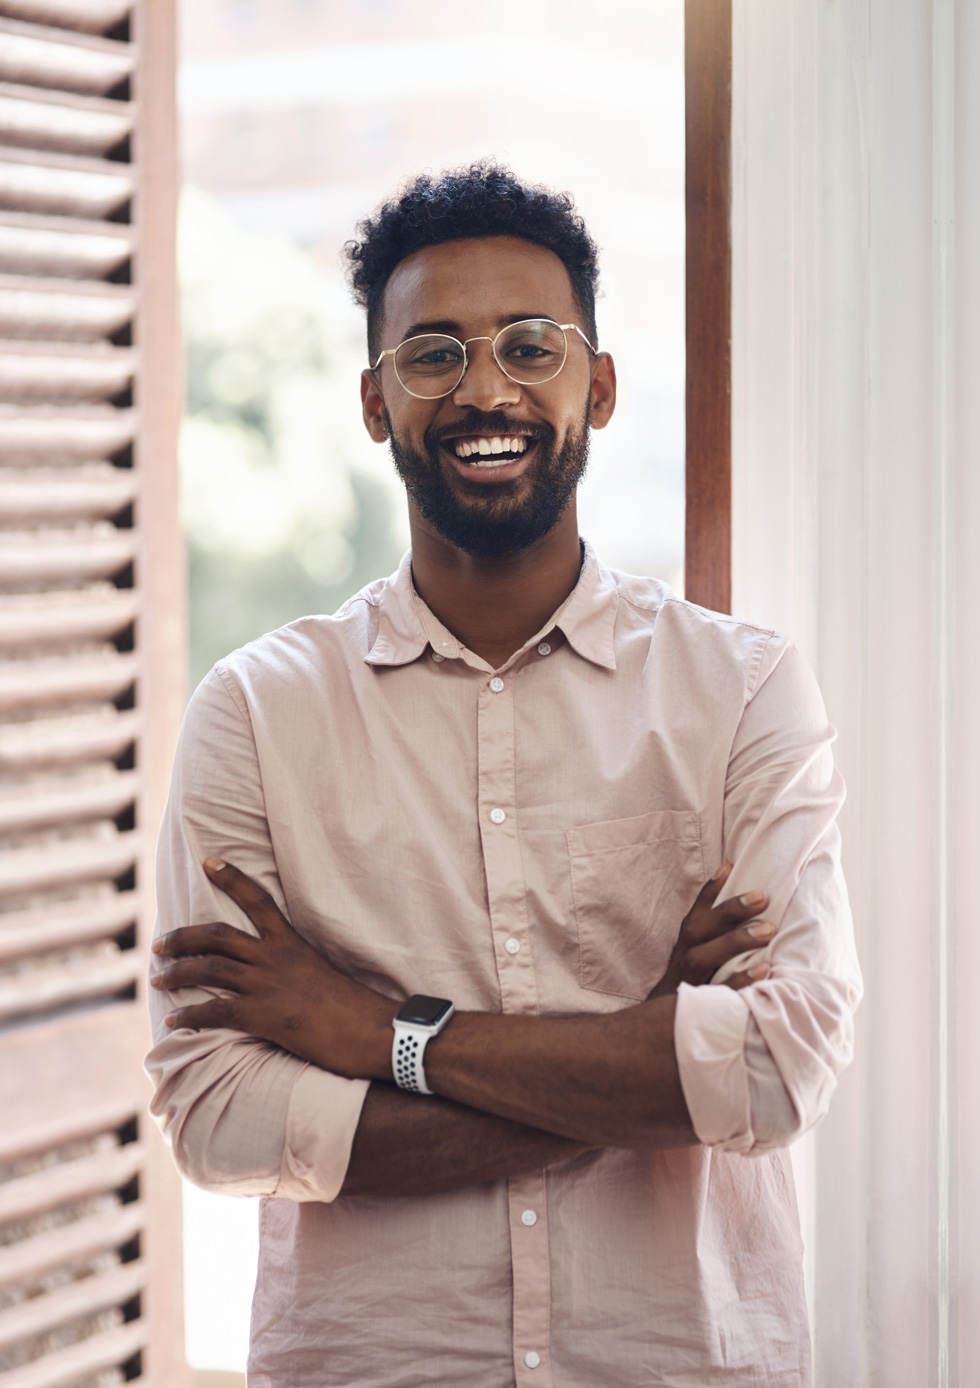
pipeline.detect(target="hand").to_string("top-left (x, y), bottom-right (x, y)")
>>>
top-left (150, 857), bottom-right (396, 1080)
top-left (648, 863), bottom-right (773, 998)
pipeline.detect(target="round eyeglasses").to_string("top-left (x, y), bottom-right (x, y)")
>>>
top-left (372, 318), bottom-right (598, 400)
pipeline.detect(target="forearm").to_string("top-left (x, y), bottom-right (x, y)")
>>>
top-left (341, 1082), bottom-right (592, 1196)
top-left (420, 994), bottom-right (697, 1149)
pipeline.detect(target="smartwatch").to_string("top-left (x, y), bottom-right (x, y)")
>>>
top-left (391, 994), bottom-right (455, 1095)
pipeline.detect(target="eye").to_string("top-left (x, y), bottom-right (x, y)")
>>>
top-left (414, 346), bottom-right (462, 366)
top-left (496, 322), bottom-right (567, 373)
top-left (506, 342), bottom-right (554, 361)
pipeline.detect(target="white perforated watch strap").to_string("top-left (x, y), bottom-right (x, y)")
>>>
top-left (392, 1025), bottom-right (434, 1095)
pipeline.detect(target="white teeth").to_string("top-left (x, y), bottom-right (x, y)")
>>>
top-left (453, 435), bottom-right (530, 460)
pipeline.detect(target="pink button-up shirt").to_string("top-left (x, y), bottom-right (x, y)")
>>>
top-left (146, 545), bottom-right (862, 1388)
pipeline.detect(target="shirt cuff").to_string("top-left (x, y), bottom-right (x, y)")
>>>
top-left (674, 982), bottom-right (755, 1154)
top-left (275, 1065), bottom-right (371, 1203)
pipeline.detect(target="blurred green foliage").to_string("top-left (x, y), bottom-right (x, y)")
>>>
top-left (179, 190), bottom-right (404, 690)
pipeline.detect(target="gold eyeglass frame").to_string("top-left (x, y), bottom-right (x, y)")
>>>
top-left (371, 318), bottom-right (598, 399)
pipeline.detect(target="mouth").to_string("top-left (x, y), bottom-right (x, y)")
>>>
top-left (444, 433), bottom-right (535, 470)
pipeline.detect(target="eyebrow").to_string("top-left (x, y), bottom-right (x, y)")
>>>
top-left (398, 313), bottom-right (559, 342)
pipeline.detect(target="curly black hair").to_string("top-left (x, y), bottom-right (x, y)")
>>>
top-left (345, 161), bottom-right (600, 359)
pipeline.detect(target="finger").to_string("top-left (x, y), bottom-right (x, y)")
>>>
top-left (202, 857), bottom-right (288, 938)
top-left (723, 961), bottom-right (771, 992)
top-left (679, 864), bottom-right (734, 935)
top-left (689, 862), bottom-right (733, 914)
top-left (684, 887), bottom-right (770, 945)
top-left (164, 997), bottom-right (244, 1031)
top-left (684, 920), bottom-right (776, 975)
top-left (152, 922), bottom-right (257, 961)
top-left (151, 954), bottom-right (249, 994)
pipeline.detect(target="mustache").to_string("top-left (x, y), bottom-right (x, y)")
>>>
top-left (426, 412), bottom-right (554, 449)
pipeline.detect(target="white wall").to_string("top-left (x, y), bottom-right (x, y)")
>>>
top-left (731, 2), bottom-right (979, 1384)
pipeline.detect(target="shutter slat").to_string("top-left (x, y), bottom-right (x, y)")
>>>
top-left (0, 4), bottom-right (131, 39)
top-left (0, 950), bottom-right (139, 1022)
top-left (0, 768), bottom-right (138, 833)
top-left (0, 409), bottom-right (135, 460)
top-left (0, 650), bottom-right (136, 710)
top-left (0, 276), bottom-right (133, 342)
top-left (0, 829), bottom-right (137, 895)
top-left (0, 145), bottom-right (133, 219)
top-left (0, 1260), bottom-right (145, 1356)
top-left (0, 528), bottom-right (135, 583)
top-left (0, 214), bottom-right (131, 279)
top-left (0, 465), bottom-right (136, 521)
top-left (0, 591), bottom-right (138, 647)
top-left (0, 708), bottom-right (139, 768)
top-left (0, 1319), bottom-right (146, 1388)
top-left (0, 1201), bottom-right (142, 1288)
top-left (0, 1143), bottom-right (142, 1224)
top-left (0, 341), bottom-right (134, 401)
top-left (0, 891), bottom-right (137, 960)
top-left (0, 1101), bottom-right (135, 1167)
top-left (0, 83), bottom-right (132, 157)
top-left (0, 20), bottom-right (133, 98)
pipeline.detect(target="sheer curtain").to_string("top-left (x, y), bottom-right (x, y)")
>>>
top-left (730, 2), bottom-right (978, 1384)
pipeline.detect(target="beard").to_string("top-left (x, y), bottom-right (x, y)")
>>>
top-left (384, 405), bottom-right (591, 559)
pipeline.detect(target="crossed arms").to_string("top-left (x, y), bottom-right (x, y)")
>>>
top-left (150, 860), bottom-right (772, 1197)
top-left (145, 640), bottom-right (863, 1203)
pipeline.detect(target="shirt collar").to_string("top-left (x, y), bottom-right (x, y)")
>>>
top-left (364, 540), bottom-right (619, 671)
top-left (551, 540), bottom-right (618, 670)
top-left (363, 552), bottom-right (432, 667)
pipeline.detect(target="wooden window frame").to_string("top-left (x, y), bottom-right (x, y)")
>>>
top-left (684, 0), bottom-right (732, 613)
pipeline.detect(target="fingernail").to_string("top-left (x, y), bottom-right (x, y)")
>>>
top-left (151, 938), bottom-right (164, 954)
top-left (712, 862), bottom-right (733, 881)
top-left (741, 890), bottom-right (766, 909)
top-left (203, 856), bottom-right (226, 872)
top-left (748, 963), bottom-right (770, 980)
top-left (748, 921), bottom-right (775, 940)
top-left (164, 1012), bottom-right (176, 1027)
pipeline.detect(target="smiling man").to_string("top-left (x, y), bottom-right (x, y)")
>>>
top-left (146, 164), bottom-right (862, 1388)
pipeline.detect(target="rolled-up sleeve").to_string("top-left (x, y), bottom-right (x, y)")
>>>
top-left (674, 637), bottom-right (863, 1155)
top-left (144, 667), bottom-right (369, 1201)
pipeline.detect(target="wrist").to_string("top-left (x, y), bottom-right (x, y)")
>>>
top-left (370, 999), bottom-right (400, 1081)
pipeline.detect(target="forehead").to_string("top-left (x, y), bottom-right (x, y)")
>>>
top-left (380, 236), bottom-right (579, 339)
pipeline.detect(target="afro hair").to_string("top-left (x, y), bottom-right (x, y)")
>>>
top-left (345, 161), bottom-right (600, 358)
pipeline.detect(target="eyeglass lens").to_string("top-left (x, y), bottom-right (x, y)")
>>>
top-left (393, 320), bottom-right (569, 399)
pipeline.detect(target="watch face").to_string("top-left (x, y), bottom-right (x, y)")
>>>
top-left (396, 994), bottom-right (453, 1027)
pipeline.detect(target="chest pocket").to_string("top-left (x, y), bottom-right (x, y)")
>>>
top-left (567, 809), bottom-right (705, 1002)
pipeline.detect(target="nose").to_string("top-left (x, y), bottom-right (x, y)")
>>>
top-left (451, 337), bottom-right (521, 411)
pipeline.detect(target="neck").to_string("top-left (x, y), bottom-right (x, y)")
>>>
top-left (407, 503), bottom-right (583, 670)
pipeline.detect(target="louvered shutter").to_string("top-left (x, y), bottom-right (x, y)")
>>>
top-left (0, 2), bottom-right (188, 1386)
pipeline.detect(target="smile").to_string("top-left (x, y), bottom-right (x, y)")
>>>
top-left (451, 435), bottom-right (530, 467)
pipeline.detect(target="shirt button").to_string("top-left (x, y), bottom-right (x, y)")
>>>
top-left (489, 807), bottom-right (506, 824)
top-left (489, 676), bottom-right (505, 692)
top-left (504, 938), bottom-right (521, 955)
top-left (524, 1351), bottom-right (541, 1369)
top-left (431, 652), bottom-right (445, 662)
top-left (521, 1209), bottom-right (537, 1226)
top-left (536, 641), bottom-right (552, 656)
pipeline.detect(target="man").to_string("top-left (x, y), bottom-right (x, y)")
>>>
top-left (146, 164), bottom-right (862, 1387)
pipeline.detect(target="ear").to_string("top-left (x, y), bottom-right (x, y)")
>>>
top-left (361, 369), bottom-right (388, 443)
top-left (589, 352), bottom-right (617, 431)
